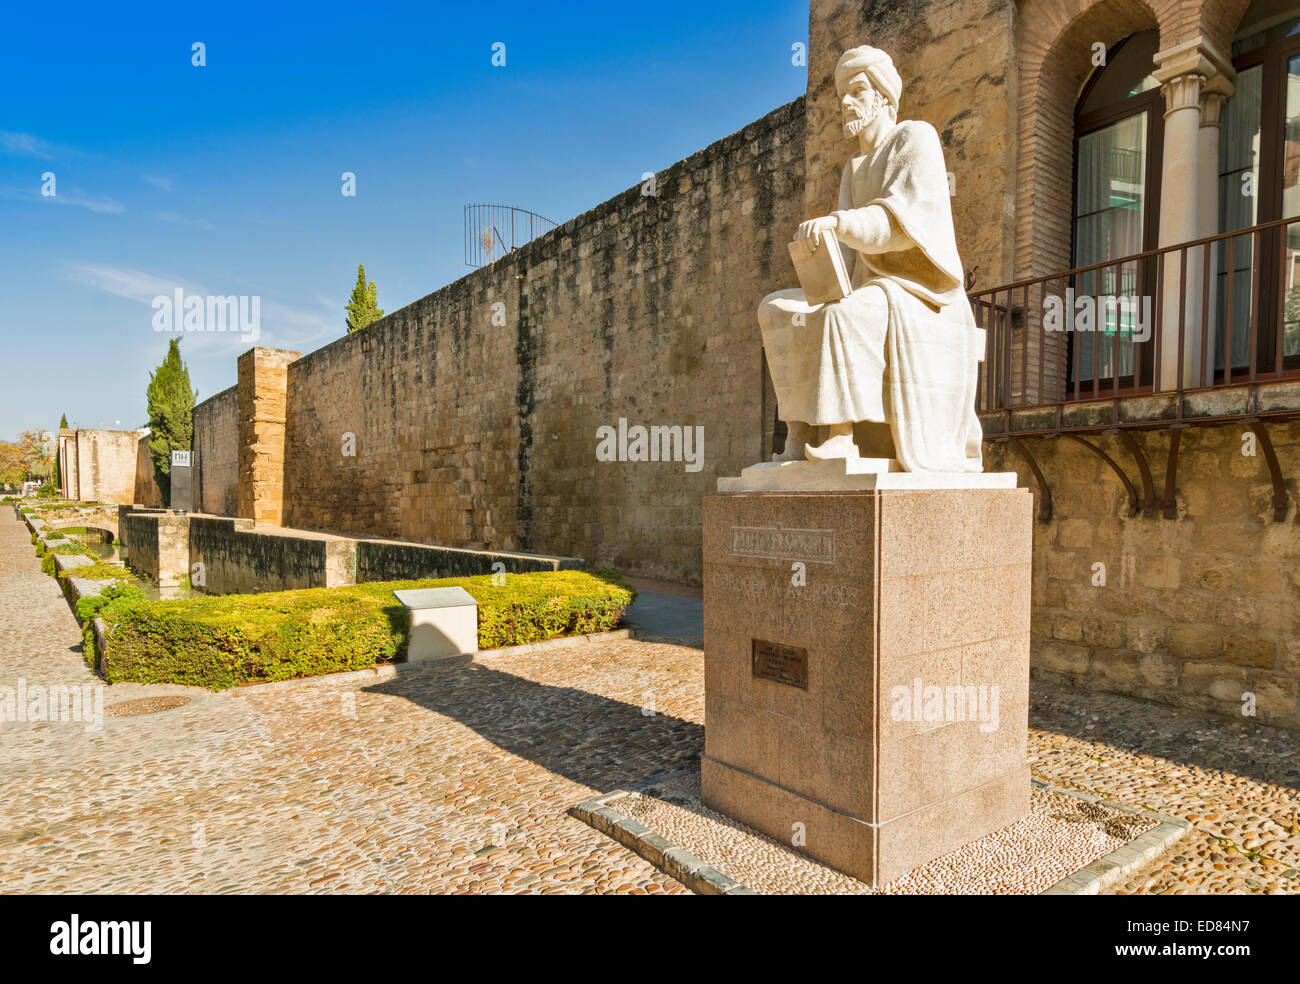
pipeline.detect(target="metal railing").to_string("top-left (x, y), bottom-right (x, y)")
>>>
top-left (463, 203), bottom-right (559, 268)
top-left (971, 215), bottom-right (1300, 413)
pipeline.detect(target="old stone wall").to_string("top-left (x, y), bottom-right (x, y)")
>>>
top-left (133, 437), bottom-right (163, 507)
top-left (238, 349), bottom-right (298, 526)
top-left (194, 386), bottom-right (238, 516)
top-left (136, 516), bottom-right (588, 594)
top-left (193, 99), bottom-right (806, 585)
top-left (121, 509), bottom-right (189, 587)
top-left (985, 423), bottom-right (1300, 731)
top-left (62, 429), bottom-right (159, 505)
top-left (189, 516), bottom-right (344, 594)
top-left (354, 540), bottom-right (581, 583)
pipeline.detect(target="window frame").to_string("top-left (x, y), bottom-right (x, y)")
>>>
top-left (1070, 40), bottom-right (1165, 394)
top-left (1224, 31), bottom-right (1300, 374)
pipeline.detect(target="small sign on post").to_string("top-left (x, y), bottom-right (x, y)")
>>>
top-left (170, 449), bottom-right (193, 512)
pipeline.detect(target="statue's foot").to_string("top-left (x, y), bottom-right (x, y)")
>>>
top-left (804, 432), bottom-right (860, 461)
top-left (771, 422), bottom-right (811, 462)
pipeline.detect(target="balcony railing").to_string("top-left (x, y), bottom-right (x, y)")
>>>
top-left (971, 215), bottom-right (1300, 416)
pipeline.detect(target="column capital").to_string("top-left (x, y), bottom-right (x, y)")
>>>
top-left (1153, 35), bottom-right (1235, 84)
top-left (1199, 84), bottom-right (1232, 128)
top-left (1160, 73), bottom-right (1206, 117)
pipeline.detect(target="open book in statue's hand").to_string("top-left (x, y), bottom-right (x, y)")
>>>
top-left (788, 233), bottom-right (853, 306)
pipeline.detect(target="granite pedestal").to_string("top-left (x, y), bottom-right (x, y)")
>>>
top-left (701, 483), bottom-right (1033, 886)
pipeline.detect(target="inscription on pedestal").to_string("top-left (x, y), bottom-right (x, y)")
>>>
top-left (729, 526), bottom-right (835, 564)
top-left (752, 638), bottom-right (808, 689)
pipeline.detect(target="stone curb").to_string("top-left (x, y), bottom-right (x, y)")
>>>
top-left (1035, 780), bottom-right (1192, 895)
top-left (572, 775), bottom-right (1191, 896)
top-left (570, 790), bottom-right (756, 895)
top-left (627, 631), bottom-right (704, 646)
top-left (52, 552), bottom-right (94, 575)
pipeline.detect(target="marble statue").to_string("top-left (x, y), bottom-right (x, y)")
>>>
top-left (757, 45), bottom-right (984, 473)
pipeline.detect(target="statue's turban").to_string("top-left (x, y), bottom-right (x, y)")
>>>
top-left (835, 45), bottom-right (901, 109)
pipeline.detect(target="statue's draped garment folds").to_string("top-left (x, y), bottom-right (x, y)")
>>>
top-left (758, 119), bottom-right (984, 472)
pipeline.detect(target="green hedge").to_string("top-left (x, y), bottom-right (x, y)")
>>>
top-left (88, 570), bottom-right (634, 690)
top-left (75, 583), bottom-right (146, 626)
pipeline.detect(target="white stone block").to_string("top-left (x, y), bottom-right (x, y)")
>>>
top-left (393, 587), bottom-right (478, 663)
top-left (718, 458), bottom-right (1019, 491)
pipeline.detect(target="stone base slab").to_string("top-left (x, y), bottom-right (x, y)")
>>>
top-left (701, 755), bottom-right (1029, 886)
top-left (572, 770), bottom-right (1190, 894)
top-left (718, 458), bottom-right (1018, 491)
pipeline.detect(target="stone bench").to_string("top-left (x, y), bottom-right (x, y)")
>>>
top-left (393, 587), bottom-right (478, 664)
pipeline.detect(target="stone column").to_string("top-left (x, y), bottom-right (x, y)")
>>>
top-left (236, 347), bottom-right (300, 527)
top-left (59, 429), bottom-right (78, 500)
top-left (1153, 39), bottom-right (1233, 390)
top-left (1196, 81), bottom-right (1232, 386)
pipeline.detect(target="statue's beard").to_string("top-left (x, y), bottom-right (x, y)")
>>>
top-left (843, 91), bottom-right (886, 139)
top-left (842, 115), bottom-right (872, 138)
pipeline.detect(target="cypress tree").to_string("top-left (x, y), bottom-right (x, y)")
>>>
top-left (53, 413), bottom-right (67, 490)
top-left (345, 264), bottom-right (384, 332)
top-left (145, 339), bottom-right (197, 505)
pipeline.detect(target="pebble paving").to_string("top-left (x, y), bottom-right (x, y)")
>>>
top-left (1, 508), bottom-right (1296, 893)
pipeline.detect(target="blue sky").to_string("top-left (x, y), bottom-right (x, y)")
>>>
top-left (0, 0), bottom-right (807, 439)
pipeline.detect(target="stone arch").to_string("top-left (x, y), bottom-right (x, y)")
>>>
top-left (1015, 0), bottom-right (1167, 282)
top-left (41, 507), bottom-right (120, 540)
top-left (1007, 0), bottom-right (1172, 403)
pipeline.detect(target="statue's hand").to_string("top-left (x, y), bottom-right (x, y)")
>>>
top-left (796, 215), bottom-right (839, 248)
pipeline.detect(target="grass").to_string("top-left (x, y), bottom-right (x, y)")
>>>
top-left (56, 560), bottom-right (121, 580)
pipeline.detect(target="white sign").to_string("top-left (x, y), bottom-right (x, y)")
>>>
top-left (171, 450), bottom-right (192, 468)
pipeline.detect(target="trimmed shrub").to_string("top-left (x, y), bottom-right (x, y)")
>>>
top-left (57, 561), bottom-right (121, 581)
top-left (45, 542), bottom-right (91, 557)
top-left (75, 583), bottom-right (147, 624)
top-left (91, 570), bottom-right (634, 690)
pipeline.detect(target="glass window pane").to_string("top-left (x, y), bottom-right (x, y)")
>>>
top-left (1079, 30), bottom-right (1160, 115)
top-left (1073, 113), bottom-right (1147, 382)
top-left (1284, 54), bottom-right (1300, 357)
top-left (1216, 66), bottom-right (1263, 370)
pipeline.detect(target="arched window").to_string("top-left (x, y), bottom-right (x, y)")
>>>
top-left (1072, 30), bottom-right (1163, 390)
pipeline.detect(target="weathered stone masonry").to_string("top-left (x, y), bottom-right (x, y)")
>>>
top-left (194, 99), bottom-right (807, 586)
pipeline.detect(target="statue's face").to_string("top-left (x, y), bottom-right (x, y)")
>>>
top-left (839, 72), bottom-right (882, 139)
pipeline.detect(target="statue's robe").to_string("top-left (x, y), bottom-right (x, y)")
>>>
top-left (758, 119), bottom-right (983, 472)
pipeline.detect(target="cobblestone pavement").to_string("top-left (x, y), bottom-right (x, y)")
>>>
top-left (1, 508), bottom-right (1297, 893)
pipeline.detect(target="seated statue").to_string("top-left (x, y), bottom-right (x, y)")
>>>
top-left (758, 45), bottom-right (984, 473)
